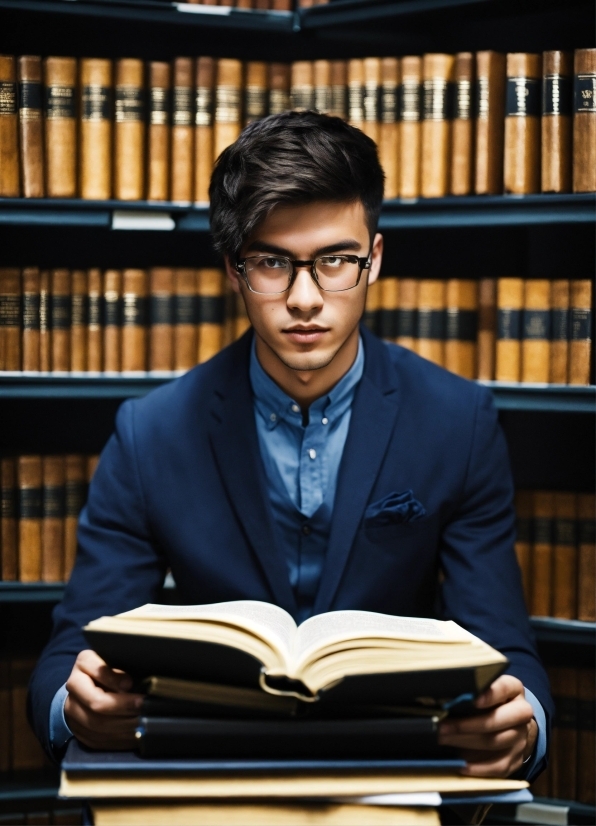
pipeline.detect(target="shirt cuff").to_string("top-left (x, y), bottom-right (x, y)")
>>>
top-left (521, 687), bottom-right (547, 781)
top-left (49, 683), bottom-right (73, 752)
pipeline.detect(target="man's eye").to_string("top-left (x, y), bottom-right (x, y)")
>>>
top-left (319, 256), bottom-right (344, 267)
top-left (261, 257), bottom-right (287, 269)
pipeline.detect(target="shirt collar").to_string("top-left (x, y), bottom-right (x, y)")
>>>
top-left (249, 336), bottom-right (364, 430)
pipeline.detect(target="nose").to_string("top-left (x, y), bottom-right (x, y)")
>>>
top-left (286, 265), bottom-right (324, 313)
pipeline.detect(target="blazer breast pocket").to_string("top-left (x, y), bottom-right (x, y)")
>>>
top-left (363, 517), bottom-right (431, 547)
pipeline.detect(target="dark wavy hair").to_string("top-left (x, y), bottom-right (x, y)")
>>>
top-left (209, 110), bottom-right (385, 262)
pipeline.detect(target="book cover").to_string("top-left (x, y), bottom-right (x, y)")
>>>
top-left (194, 56), bottom-right (215, 205)
top-left (573, 48), bottom-right (596, 193)
top-left (80, 58), bottom-right (112, 200)
top-left (549, 279), bottom-right (569, 384)
top-left (17, 455), bottom-right (42, 582)
top-left (421, 53), bottom-right (454, 198)
top-left (450, 52), bottom-right (474, 196)
top-left (50, 268), bottom-right (71, 372)
top-left (149, 268), bottom-right (174, 372)
top-left (541, 51), bottom-right (572, 193)
top-left (1, 457), bottom-right (18, 581)
top-left (44, 56), bottom-right (77, 198)
top-left (399, 57), bottom-right (422, 199)
top-left (477, 278), bottom-right (496, 381)
top-left (379, 276), bottom-right (399, 344)
top-left (87, 268), bottom-right (103, 373)
top-left (268, 63), bottom-right (290, 116)
top-left (521, 279), bottom-right (551, 383)
top-left (417, 280), bottom-right (445, 367)
top-left (568, 278), bottom-right (592, 385)
top-left (198, 268), bottom-right (225, 363)
top-left (396, 278), bottom-right (418, 353)
top-left (291, 61), bottom-right (314, 112)
top-left (362, 58), bottom-right (381, 144)
top-left (0, 267), bottom-right (21, 371)
top-left (39, 269), bottom-right (50, 372)
top-left (122, 269), bottom-right (148, 372)
top-left (174, 268), bottom-right (198, 372)
top-left (348, 60), bottom-right (364, 132)
top-left (379, 58), bottom-right (400, 200)
top-left (103, 269), bottom-right (122, 373)
top-left (0, 54), bottom-right (20, 197)
top-left (244, 62), bottom-right (267, 125)
top-left (18, 55), bottom-right (44, 198)
top-left (444, 279), bottom-right (477, 379)
top-left (171, 58), bottom-right (194, 205)
top-left (147, 61), bottom-right (171, 202)
top-left (495, 277), bottom-right (523, 382)
top-left (504, 53), bottom-right (542, 195)
top-left (329, 61), bottom-right (347, 119)
top-left (474, 51), bottom-right (506, 196)
top-left (214, 59), bottom-right (242, 160)
top-left (313, 60), bottom-right (332, 116)
top-left (71, 269), bottom-right (88, 372)
top-left (41, 455), bottom-right (65, 583)
top-left (114, 58), bottom-right (145, 201)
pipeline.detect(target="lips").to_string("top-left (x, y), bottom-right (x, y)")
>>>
top-left (283, 327), bottom-right (329, 344)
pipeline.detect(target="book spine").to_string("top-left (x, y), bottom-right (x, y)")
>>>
top-left (450, 52), bottom-right (474, 196)
top-left (174, 268), bottom-right (198, 371)
top-left (44, 56), bottom-right (77, 197)
top-left (0, 268), bottom-right (21, 371)
top-left (22, 267), bottom-right (40, 372)
top-left (291, 61), bottom-right (314, 112)
top-left (17, 55), bottom-right (44, 198)
top-left (236, 0), bottom-right (254, 8)
top-left (17, 456), bottom-right (42, 582)
top-left (421, 53), bottom-right (454, 198)
top-left (445, 279), bottom-right (478, 379)
top-left (568, 278), bottom-right (592, 385)
top-left (70, 269), bottom-right (87, 372)
top-left (103, 269), bottom-right (122, 372)
top-left (514, 490), bottom-right (533, 608)
top-left (244, 62), bottom-right (268, 125)
top-left (268, 64), bottom-right (291, 116)
top-left (329, 61), bottom-right (347, 119)
top-left (149, 267), bottom-right (174, 372)
top-left (122, 269), bottom-right (148, 372)
top-left (573, 49), bottom-right (596, 193)
top-left (214, 59), bottom-right (242, 160)
top-left (417, 279), bottom-right (445, 366)
top-left (114, 58), bottom-right (145, 201)
top-left (313, 60), bottom-right (332, 116)
top-left (363, 279), bottom-right (381, 337)
top-left (521, 279), bottom-right (551, 383)
top-left (171, 58), bottom-right (194, 205)
top-left (399, 56), bottom-right (422, 199)
top-left (550, 667), bottom-right (578, 802)
top-left (495, 277), bottom-right (523, 382)
top-left (41, 455), bottom-right (64, 583)
top-left (396, 277), bottom-right (418, 352)
top-left (194, 56), bottom-right (215, 205)
top-left (477, 277), bottom-right (496, 380)
top-left (271, 0), bottom-right (292, 8)
top-left (379, 58), bottom-right (400, 200)
top-left (147, 61), bottom-right (171, 202)
top-left (549, 279), bottom-right (569, 384)
top-left (87, 268), bottom-right (103, 372)
top-left (541, 51), bottom-right (573, 193)
top-left (530, 490), bottom-right (554, 617)
top-left (10, 657), bottom-right (47, 770)
top-left (1, 458), bottom-right (18, 581)
top-left (39, 269), bottom-right (50, 371)
top-left (577, 668), bottom-right (596, 804)
top-left (348, 60), bottom-right (364, 132)
top-left (0, 55), bottom-right (20, 196)
top-left (474, 51), bottom-right (506, 195)
top-left (504, 53), bottom-right (542, 194)
top-left (64, 454), bottom-right (87, 580)
top-left (198, 269), bottom-right (226, 363)
top-left (551, 492), bottom-right (577, 619)
top-left (577, 493), bottom-right (595, 622)
top-left (80, 58), bottom-right (112, 200)
top-left (362, 57), bottom-right (381, 144)
top-left (379, 276), bottom-right (399, 343)
top-left (50, 268), bottom-right (71, 372)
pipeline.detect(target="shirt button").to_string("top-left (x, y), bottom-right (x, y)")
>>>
top-left (302, 525), bottom-right (312, 536)
top-left (308, 448), bottom-right (317, 460)
top-left (291, 404), bottom-right (300, 413)
top-left (270, 413), bottom-right (277, 422)
top-left (322, 417), bottom-right (328, 425)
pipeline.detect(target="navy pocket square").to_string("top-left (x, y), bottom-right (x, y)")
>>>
top-left (364, 490), bottom-right (426, 527)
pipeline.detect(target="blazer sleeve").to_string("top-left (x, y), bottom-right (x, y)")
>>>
top-left (439, 386), bottom-right (554, 734)
top-left (27, 399), bottom-right (168, 758)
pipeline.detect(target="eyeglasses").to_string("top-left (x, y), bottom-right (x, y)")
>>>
top-left (235, 253), bottom-right (372, 295)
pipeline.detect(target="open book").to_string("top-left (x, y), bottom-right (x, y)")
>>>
top-left (84, 601), bottom-right (507, 706)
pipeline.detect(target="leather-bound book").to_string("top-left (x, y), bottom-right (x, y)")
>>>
top-left (268, 63), bottom-right (290, 116)
top-left (114, 58), bottom-right (145, 200)
top-left (0, 55), bottom-right (20, 196)
top-left (71, 269), bottom-right (87, 372)
top-left (445, 279), bottom-right (478, 379)
top-left (147, 62), bottom-right (171, 202)
top-left (363, 278), bottom-right (381, 337)
top-left (477, 278), bottom-right (496, 381)
top-left (236, 0), bottom-right (253, 8)
top-left (313, 60), bottom-right (332, 115)
top-left (417, 279), bottom-right (445, 367)
top-left (1, 458), bottom-right (18, 581)
top-left (573, 49), bottom-right (596, 192)
top-left (194, 56), bottom-right (215, 205)
top-left (568, 279), bottom-right (592, 385)
top-left (550, 667), bottom-right (578, 803)
top-left (549, 279), bottom-right (569, 384)
top-left (495, 277), bottom-right (523, 382)
top-left (521, 279), bottom-right (551, 383)
top-left (379, 276), bottom-right (399, 343)
top-left (379, 58), bottom-right (400, 199)
top-left (362, 57), bottom-right (381, 144)
top-left (44, 56), bottom-right (77, 197)
top-left (396, 278), bottom-right (418, 352)
top-left (399, 56), bottom-right (422, 199)
top-left (234, 291), bottom-right (251, 340)
top-left (272, 0), bottom-right (292, 8)
top-left (514, 490), bottom-right (533, 608)
top-left (0, 268), bottom-right (21, 371)
top-left (450, 53), bottom-right (474, 196)
top-left (291, 61), bottom-right (314, 111)
top-left (530, 490), bottom-right (554, 617)
top-left (39, 269), bottom-right (50, 371)
top-left (10, 657), bottom-right (47, 770)
top-left (122, 269), bottom-right (148, 372)
top-left (347, 59), bottom-right (364, 132)
top-left (245, 62), bottom-right (267, 125)
top-left (504, 53), bottom-right (542, 194)
top-left (198, 269), bottom-right (225, 363)
top-left (17, 455), bottom-right (42, 582)
top-left (41, 455), bottom-right (65, 582)
top-left (577, 493), bottom-right (595, 622)
top-left (50, 268), bottom-right (71, 372)
top-left (421, 53), bottom-right (454, 198)
top-left (80, 58), bottom-right (112, 200)
top-left (22, 267), bottom-right (40, 372)
top-left (542, 51), bottom-right (572, 193)
top-left (174, 268), bottom-right (198, 372)
top-left (103, 269), bottom-right (122, 373)
top-left (87, 268), bottom-right (103, 373)
top-left (64, 454), bottom-right (86, 580)
top-left (329, 60), bottom-right (347, 119)
top-left (474, 52), bottom-right (506, 195)
top-left (149, 267), bottom-right (174, 372)
top-left (18, 55), bottom-right (44, 197)
top-left (577, 668), bottom-right (596, 804)
top-left (214, 59), bottom-right (242, 160)
top-left (171, 58), bottom-right (194, 205)
top-left (551, 492), bottom-right (577, 619)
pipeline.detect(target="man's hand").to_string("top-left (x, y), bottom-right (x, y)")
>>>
top-left (438, 675), bottom-right (538, 777)
top-left (65, 650), bottom-right (144, 750)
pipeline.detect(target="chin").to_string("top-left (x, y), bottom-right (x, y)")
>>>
top-left (277, 348), bottom-right (337, 373)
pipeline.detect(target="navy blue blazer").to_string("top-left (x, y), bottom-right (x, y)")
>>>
top-left (29, 326), bottom-right (553, 757)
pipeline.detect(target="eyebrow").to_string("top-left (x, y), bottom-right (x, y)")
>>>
top-left (243, 239), bottom-right (363, 257)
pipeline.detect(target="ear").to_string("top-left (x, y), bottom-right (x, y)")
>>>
top-left (224, 255), bottom-right (242, 294)
top-left (367, 232), bottom-right (383, 286)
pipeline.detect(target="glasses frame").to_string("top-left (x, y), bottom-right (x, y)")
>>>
top-left (235, 252), bottom-right (372, 295)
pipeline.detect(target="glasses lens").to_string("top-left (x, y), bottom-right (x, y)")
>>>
top-left (315, 256), bottom-right (361, 291)
top-left (244, 256), bottom-right (293, 293)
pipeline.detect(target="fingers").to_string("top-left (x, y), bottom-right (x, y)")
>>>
top-left (65, 695), bottom-right (138, 750)
top-left (66, 666), bottom-right (144, 717)
top-left (474, 675), bottom-right (524, 711)
top-left (458, 745), bottom-right (526, 778)
top-left (73, 649), bottom-right (133, 692)
top-left (439, 723), bottom-right (528, 752)
top-left (439, 695), bottom-right (534, 743)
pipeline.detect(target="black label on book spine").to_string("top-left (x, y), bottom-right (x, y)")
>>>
top-left (379, 309), bottom-right (399, 339)
top-left (18, 81), bottom-right (42, 117)
top-left (88, 294), bottom-right (103, 329)
top-left (292, 87), bottom-right (315, 112)
top-left (505, 77), bottom-right (541, 117)
top-left (0, 295), bottom-right (20, 326)
top-left (150, 295), bottom-right (174, 326)
top-left (574, 74), bottom-right (596, 113)
top-left (65, 481), bottom-right (87, 517)
top-left (523, 309), bottom-right (551, 340)
top-left (175, 295), bottom-right (199, 325)
top-left (363, 83), bottom-right (380, 123)
top-left (552, 308), bottom-right (569, 341)
top-left (39, 290), bottom-right (49, 332)
top-left (570, 308), bottom-right (591, 340)
top-left (19, 488), bottom-right (42, 519)
top-left (1, 488), bottom-right (16, 519)
top-left (543, 75), bottom-right (572, 116)
top-left (331, 86), bottom-right (347, 119)
top-left (71, 294), bottom-right (88, 327)
top-left (579, 518), bottom-right (596, 545)
top-left (0, 81), bottom-right (17, 115)
top-left (533, 517), bottom-right (552, 545)
top-left (104, 295), bottom-right (121, 327)
top-left (173, 86), bottom-right (193, 127)
top-left (554, 518), bottom-right (576, 546)
top-left (150, 87), bottom-right (170, 126)
top-left (195, 87), bottom-right (213, 127)
top-left (23, 293), bottom-right (40, 330)
top-left (123, 295), bottom-right (147, 327)
top-left (348, 84), bottom-right (364, 123)
top-left (51, 295), bottom-right (71, 330)
top-left (454, 79), bottom-right (473, 120)
top-left (199, 296), bottom-right (225, 326)
top-left (397, 308), bottom-right (417, 339)
top-left (418, 309), bottom-right (445, 340)
top-left (45, 85), bottom-right (76, 119)
top-left (115, 86), bottom-right (144, 123)
top-left (516, 517), bottom-right (532, 544)
top-left (380, 83), bottom-right (399, 123)
top-left (245, 87), bottom-right (267, 122)
top-left (82, 85), bottom-right (111, 121)
top-left (554, 696), bottom-right (578, 729)
top-left (43, 485), bottom-right (64, 519)
top-left (497, 309), bottom-right (522, 340)
top-left (446, 309), bottom-right (478, 342)
top-left (423, 78), bottom-right (452, 121)
top-left (579, 698), bottom-right (596, 731)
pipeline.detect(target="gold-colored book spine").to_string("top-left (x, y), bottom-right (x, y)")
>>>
top-left (18, 456), bottom-right (42, 582)
top-left (396, 278), bottom-right (418, 352)
top-left (80, 58), bottom-right (112, 200)
top-left (44, 56), bottom-right (77, 197)
top-left (362, 57), bottom-right (381, 144)
top-left (514, 490), bottom-right (533, 608)
top-left (541, 51), bottom-right (572, 193)
top-left (147, 61), bottom-right (171, 202)
top-left (329, 61), bottom-right (347, 119)
top-left (450, 53), bottom-right (474, 196)
top-left (18, 55), bottom-right (44, 198)
top-left (70, 269), bottom-right (87, 372)
top-left (445, 279), bottom-right (478, 379)
top-left (197, 269), bottom-right (225, 363)
top-left (114, 58), bottom-right (145, 200)
top-left (0, 55), bottom-right (20, 196)
top-left (417, 279), bottom-right (445, 367)
top-left (174, 268), bottom-right (198, 372)
top-left (521, 279), bottom-right (551, 383)
top-left (477, 278), bottom-right (496, 381)
top-left (244, 62), bottom-right (268, 125)
top-left (530, 490), bottom-right (554, 617)
top-left (87, 268), bottom-right (103, 372)
top-left (103, 269), bottom-right (122, 373)
top-left (495, 277), bottom-right (524, 382)
top-left (363, 278), bottom-right (381, 337)
top-left (474, 51), bottom-right (506, 195)
top-left (568, 279), bottom-right (592, 385)
top-left (214, 59), bottom-right (242, 160)
top-left (577, 493), bottom-right (596, 621)
top-left (551, 492), bottom-right (577, 619)
top-left (313, 60), bottom-right (332, 116)
top-left (268, 63), bottom-right (291, 116)
top-left (64, 454), bottom-right (86, 580)
top-left (0, 268), bottom-right (21, 371)
top-left (421, 53), bottom-right (454, 198)
top-left (149, 268), bottom-right (174, 372)
top-left (291, 61), bottom-right (314, 112)
top-left (122, 269), bottom-right (148, 372)
top-left (194, 57), bottom-right (215, 205)
top-left (347, 59), bottom-right (364, 132)
top-left (171, 58), bottom-right (194, 205)
top-left (41, 455), bottom-right (64, 583)
top-left (504, 53), bottom-right (542, 195)
top-left (573, 49), bottom-right (596, 193)
top-left (1, 458), bottom-right (18, 581)
top-left (39, 269), bottom-right (50, 371)
top-left (379, 58), bottom-right (400, 200)
top-left (379, 276), bottom-right (399, 343)
top-left (549, 279), bottom-right (569, 384)
top-left (399, 56), bottom-right (422, 199)
top-left (50, 268), bottom-right (70, 372)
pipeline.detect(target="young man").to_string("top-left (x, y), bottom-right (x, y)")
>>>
top-left (29, 111), bottom-right (551, 779)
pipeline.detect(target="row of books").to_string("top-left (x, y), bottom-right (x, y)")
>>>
top-left (0, 455), bottom-right (99, 584)
top-left (515, 490), bottom-right (595, 623)
top-left (365, 277), bottom-right (592, 385)
top-left (530, 667), bottom-right (595, 806)
top-left (1, 49), bottom-right (594, 204)
top-left (181, 0), bottom-right (328, 7)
